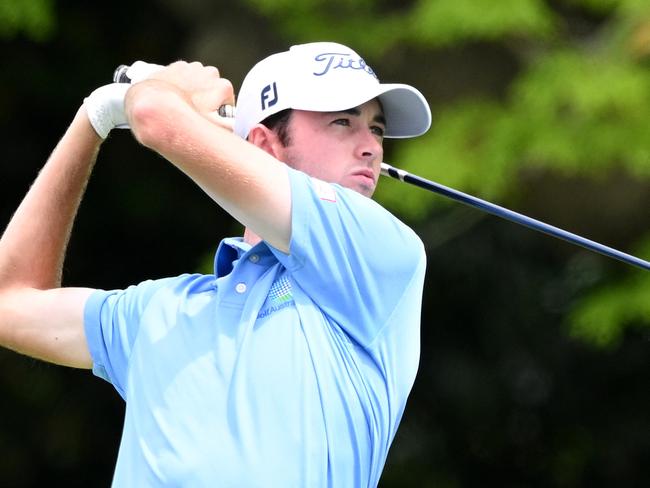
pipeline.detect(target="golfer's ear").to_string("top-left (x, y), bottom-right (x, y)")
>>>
top-left (247, 124), bottom-right (284, 159)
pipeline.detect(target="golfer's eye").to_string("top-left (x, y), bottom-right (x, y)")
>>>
top-left (332, 118), bottom-right (350, 127)
top-left (371, 125), bottom-right (385, 137)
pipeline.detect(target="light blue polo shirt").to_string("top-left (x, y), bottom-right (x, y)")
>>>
top-left (84, 167), bottom-right (426, 487)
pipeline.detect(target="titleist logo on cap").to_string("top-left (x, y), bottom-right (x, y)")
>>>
top-left (312, 52), bottom-right (377, 78)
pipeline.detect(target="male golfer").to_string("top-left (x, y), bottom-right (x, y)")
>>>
top-left (0, 42), bottom-right (431, 486)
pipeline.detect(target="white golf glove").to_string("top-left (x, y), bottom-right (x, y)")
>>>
top-left (84, 61), bottom-right (164, 139)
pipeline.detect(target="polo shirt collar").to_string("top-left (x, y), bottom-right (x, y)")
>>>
top-left (214, 237), bottom-right (275, 278)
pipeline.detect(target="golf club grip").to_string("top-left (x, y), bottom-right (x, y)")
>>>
top-left (113, 64), bottom-right (131, 83)
top-left (112, 63), bottom-right (235, 118)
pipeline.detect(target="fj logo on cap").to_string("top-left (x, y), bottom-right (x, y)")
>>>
top-left (261, 82), bottom-right (278, 110)
top-left (313, 52), bottom-right (377, 78)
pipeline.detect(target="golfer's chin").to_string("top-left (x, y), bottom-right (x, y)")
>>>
top-left (343, 175), bottom-right (376, 198)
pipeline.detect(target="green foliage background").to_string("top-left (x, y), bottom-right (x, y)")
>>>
top-left (0, 0), bottom-right (648, 486)
top-left (0, 0), bottom-right (54, 40)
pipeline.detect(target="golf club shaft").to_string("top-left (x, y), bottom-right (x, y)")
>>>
top-left (381, 163), bottom-right (650, 271)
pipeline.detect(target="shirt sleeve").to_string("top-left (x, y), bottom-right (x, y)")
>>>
top-left (83, 277), bottom-right (181, 398)
top-left (269, 167), bottom-right (426, 348)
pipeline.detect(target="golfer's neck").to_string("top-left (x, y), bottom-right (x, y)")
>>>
top-left (243, 227), bottom-right (263, 248)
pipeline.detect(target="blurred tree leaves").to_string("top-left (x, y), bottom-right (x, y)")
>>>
top-left (0, 0), bottom-right (55, 40)
top-left (570, 237), bottom-right (650, 346)
top-left (246, 0), bottom-right (650, 348)
top-left (243, 0), bottom-right (557, 54)
top-left (405, 0), bottom-right (555, 46)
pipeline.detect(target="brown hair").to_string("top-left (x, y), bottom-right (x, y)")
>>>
top-left (260, 109), bottom-right (293, 147)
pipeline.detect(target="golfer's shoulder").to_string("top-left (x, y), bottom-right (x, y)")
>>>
top-left (365, 199), bottom-right (425, 256)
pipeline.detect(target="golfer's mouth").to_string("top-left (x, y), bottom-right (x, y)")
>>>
top-left (351, 168), bottom-right (376, 185)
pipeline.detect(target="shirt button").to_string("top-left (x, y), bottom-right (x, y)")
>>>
top-left (235, 282), bottom-right (247, 294)
top-left (249, 254), bottom-right (260, 263)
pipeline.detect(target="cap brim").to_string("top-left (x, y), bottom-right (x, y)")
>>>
top-left (287, 82), bottom-right (431, 139)
top-left (376, 84), bottom-right (432, 138)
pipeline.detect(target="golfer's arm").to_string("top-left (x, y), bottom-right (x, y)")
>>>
top-left (0, 106), bottom-right (100, 368)
top-left (127, 82), bottom-right (292, 253)
top-left (0, 287), bottom-right (94, 368)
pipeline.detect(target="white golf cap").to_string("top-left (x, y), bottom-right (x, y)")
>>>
top-left (234, 42), bottom-right (431, 140)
